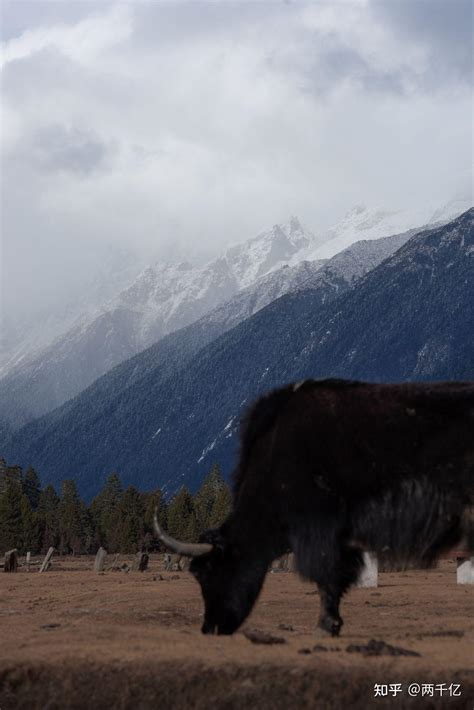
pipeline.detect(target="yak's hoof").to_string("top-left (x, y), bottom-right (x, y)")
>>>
top-left (319, 616), bottom-right (343, 637)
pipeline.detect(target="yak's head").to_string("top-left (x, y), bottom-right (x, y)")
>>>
top-left (153, 512), bottom-right (265, 635)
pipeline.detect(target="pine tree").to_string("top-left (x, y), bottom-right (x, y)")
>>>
top-left (117, 486), bottom-right (145, 553)
top-left (90, 472), bottom-right (123, 552)
top-left (193, 464), bottom-right (231, 534)
top-left (0, 476), bottom-right (23, 552)
top-left (184, 511), bottom-right (200, 543)
top-left (81, 506), bottom-right (96, 554)
top-left (37, 485), bottom-right (60, 552)
top-left (194, 464), bottom-right (220, 527)
top-left (0, 460), bottom-right (22, 497)
top-left (209, 485), bottom-right (232, 528)
top-left (167, 487), bottom-right (194, 541)
top-left (20, 494), bottom-right (41, 553)
top-left (22, 467), bottom-right (41, 510)
top-left (58, 480), bottom-right (87, 554)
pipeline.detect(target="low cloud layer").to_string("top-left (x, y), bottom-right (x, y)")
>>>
top-left (1, 0), bottom-right (472, 320)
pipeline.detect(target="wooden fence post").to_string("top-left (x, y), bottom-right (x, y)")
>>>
top-left (26, 551), bottom-right (31, 572)
top-left (39, 547), bottom-right (54, 573)
top-left (287, 552), bottom-right (296, 572)
top-left (94, 547), bottom-right (108, 572)
top-left (133, 552), bottom-right (149, 572)
top-left (4, 549), bottom-right (18, 572)
top-left (108, 553), bottom-right (120, 571)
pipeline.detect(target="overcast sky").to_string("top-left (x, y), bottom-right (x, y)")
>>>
top-left (1, 0), bottom-right (472, 321)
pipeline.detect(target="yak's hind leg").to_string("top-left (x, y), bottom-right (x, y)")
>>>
top-left (292, 518), bottom-right (363, 636)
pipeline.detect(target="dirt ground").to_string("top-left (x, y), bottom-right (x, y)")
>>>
top-left (0, 555), bottom-right (472, 709)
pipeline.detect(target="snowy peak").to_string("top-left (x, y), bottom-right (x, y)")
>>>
top-left (224, 217), bottom-right (316, 289)
top-left (428, 197), bottom-right (472, 226)
top-left (116, 259), bottom-right (232, 312)
top-left (111, 216), bottom-right (316, 327)
top-left (305, 201), bottom-right (471, 261)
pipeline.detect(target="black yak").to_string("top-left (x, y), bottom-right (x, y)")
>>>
top-left (154, 379), bottom-right (474, 636)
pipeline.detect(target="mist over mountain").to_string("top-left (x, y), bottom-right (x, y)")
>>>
top-left (0, 223), bottom-right (408, 445)
top-left (0, 209), bottom-right (425, 435)
top-left (0, 218), bottom-right (318, 434)
top-left (305, 198), bottom-right (470, 261)
top-left (0, 244), bottom-right (146, 377)
top-left (3, 197), bottom-right (464, 423)
top-left (5, 210), bottom-right (472, 498)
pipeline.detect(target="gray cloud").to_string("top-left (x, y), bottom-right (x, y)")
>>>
top-left (26, 124), bottom-right (112, 174)
top-left (372, 0), bottom-right (473, 87)
top-left (0, 0), bottom-right (93, 41)
top-left (296, 43), bottom-right (411, 97)
top-left (1, 0), bottom-right (472, 323)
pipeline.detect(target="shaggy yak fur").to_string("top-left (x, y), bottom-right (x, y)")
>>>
top-left (190, 379), bottom-right (474, 636)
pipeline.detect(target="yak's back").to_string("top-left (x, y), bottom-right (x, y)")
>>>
top-left (233, 378), bottom-right (474, 496)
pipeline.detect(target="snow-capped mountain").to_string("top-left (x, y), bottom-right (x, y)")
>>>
top-left (6, 210), bottom-right (472, 497)
top-left (224, 216), bottom-right (317, 288)
top-left (0, 218), bottom-right (315, 380)
top-left (109, 216), bottom-right (319, 342)
top-left (0, 218), bottom-right (318, 433)
top-left (428, 196), bottom-right (473, 226)
top-left (1, 200), bottom-right (468, 441)
top-left (4, 200), bottom-right (466, 385)
top-left (304, 199), bottom-right (471, 261)
top-left (0, 219), bottom-right (417, 440)
top-left (205, 226), bottom-right (416, 333)
top-left (91, 217), bottom-right (320, 341)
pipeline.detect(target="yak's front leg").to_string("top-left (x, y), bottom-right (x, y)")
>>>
top-left (292, 510), bottom-right (364, 637)
top-left (316, 545), bottom-right (363, 636)
top-left (295, 529), bottom-right (363, 636)
top-left (317, 584), bottom-right (344, 636)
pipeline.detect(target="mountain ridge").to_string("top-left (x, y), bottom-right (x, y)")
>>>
top-left (0, 214), bottom-right (418, 435)
top-left (5, 210), bottom-right (472, 498)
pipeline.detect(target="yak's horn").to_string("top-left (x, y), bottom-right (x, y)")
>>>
top-left (153, 510), bottom-right (213, 557)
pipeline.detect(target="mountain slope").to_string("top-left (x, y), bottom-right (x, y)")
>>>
top-left (1, 227), bottom-right (420, 494)
top-left (5, 211), bottom-right (472, 498)
top-left (144, 209), bottom-right (474, 490)
top-left (0, 217), bottom-right (414, 436)
top-left (0, 218), bottom-right (318, 433)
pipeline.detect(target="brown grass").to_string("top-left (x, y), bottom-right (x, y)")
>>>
top-left (0, 556), bottom-right (472, 709)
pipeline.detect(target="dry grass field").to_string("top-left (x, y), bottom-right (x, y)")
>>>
top-left (0, 555), bottom-right (472, 709)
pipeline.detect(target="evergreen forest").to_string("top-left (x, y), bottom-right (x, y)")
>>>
top-left (0, 458), bottom-right (231, 556)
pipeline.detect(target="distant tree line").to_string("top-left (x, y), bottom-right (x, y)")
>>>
top-left (0, 458), bottom-right (231, 556)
